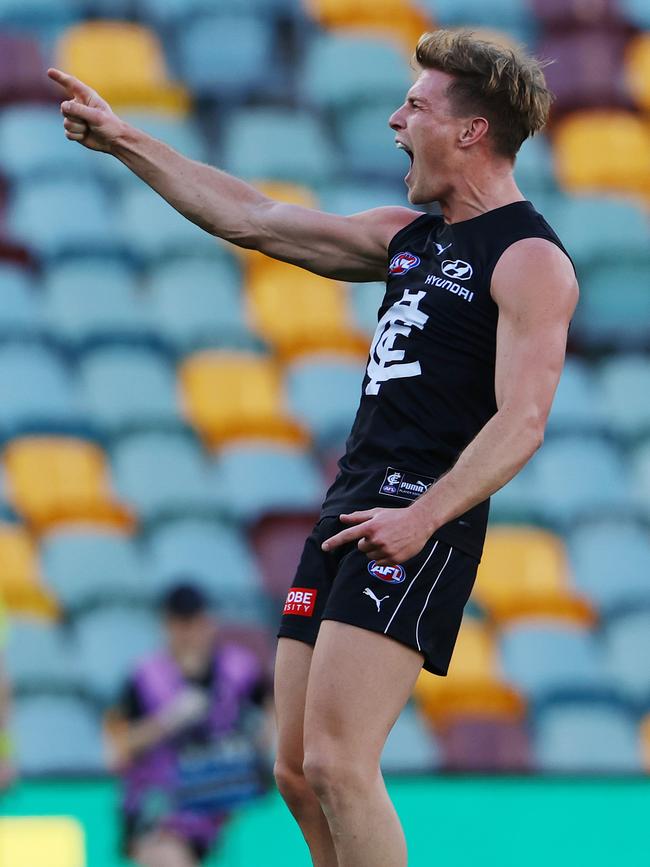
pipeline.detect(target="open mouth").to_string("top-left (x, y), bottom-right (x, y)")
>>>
top-left (396, 141), bottom-right (414, 166)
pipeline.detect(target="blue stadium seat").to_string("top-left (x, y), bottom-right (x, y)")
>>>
top-left (74, 605), bottom-right (162, 702)
top-left (0, 342), bottom-right (78, 430)
top-left (418, 0), bottom-right (536, 43)
top-left (499, 622), bottom-right (605, 699)
top-left (7, 177), bottom-right (120, 260)
top-left (146, 517), bottom-right (261, 597)
top-left (118, 185), bottom-right (220, 262)
top-left (78, 345), bottom-right (179, 433)
top-left (319, 182), bottom-right (407, 216)
top-left (42, 258), bottom-right (149, 344)
top-left (620, 0), bottom-right (650, 28)
top-left (574, 263), bottom-right (650, 346)
top-left (338, 104), bottom-right (407, 181)
top-left (534, 701), bottom-right (641, 772)
top-left (599, 355), bottom-right (650, 439)
top-left (303, 33), bottom-right (412, 112)
top-left (546, 357), bottom-right (606, 434)
top-left (112, 429), bottom-right (222, 520)
top-left (221, 108), bottom-right (336, 188)
top-left (211, 443), bottom-right (323, 521)
top-left (381, 702), bottom-right (440, 773)
top-left (286, 356), bottom-right (363, 446)
top-left (137, 0), bottom-right (298, 21)
top-left (0, 265), bottom-right (42, 338)
top-left (605, 610), bottom-right (650, 702)
top-left (489, 458), bottom-right (538, 522)
top-left (568, 521), bottom-right (650, 612)
top-left (349, 282), bottom-right (383, 336)
top-left (146, 255), bottom-right (254, 350)
top-left (530, 435), bottom-right (631, 524)
top-left (176, 14), bottom-right (277, 100)
top-left (4, 619), bottom-right (81, 692)
top-left (13, 694), bottom-right (105, 774)
top-left (40, 529), bottom-right (147, 612)
top-left (0, 0), bottom-right (82, 30)
top-left (514, 135), bottom-right (557, 198)
top-left (632, 441), bottom-right (650, 520)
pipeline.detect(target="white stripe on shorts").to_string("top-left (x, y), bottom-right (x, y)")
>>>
top-left (383, 540), bottom-right (439, 635)
top-left (415, 545), bottom-right (453, 651)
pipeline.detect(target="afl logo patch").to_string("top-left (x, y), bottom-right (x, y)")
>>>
top-left (368, 560), bottom-right (406, 584)
top-left (441, 259), bottom-right (473, 280)
top-left (389, 251), bottom-right (420, 275)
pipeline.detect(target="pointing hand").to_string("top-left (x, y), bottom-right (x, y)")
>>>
top-left (47, 67), bottom-right (123, 153)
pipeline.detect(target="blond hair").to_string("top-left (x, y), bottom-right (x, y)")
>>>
top-left (415, 29), bottom-right (553, 158)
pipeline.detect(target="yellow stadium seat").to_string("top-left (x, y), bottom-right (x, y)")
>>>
top-left (0, 817), bottom-right (85, 867)
top-left (0, 523), bottom-right (58, 618)
top-left (641, 714), bottom-right (650, 772)
top-left (626, 33), bottom-right (650, 113)
top-left (246, 260), bottom-right (369, 360)
top-left (553, 110), bottom-right (650, 198)
top-left (413, 617), bottom-right (526, 729)
top-left (3, 437), bottom-right (135, 533)
top-left (56, 21), bottom-right (190, 114)
top-left (305, 0), bottom-right (434, 53)
top-left (473, 526), bottom-right (596, 628)
top-left (179, 351), bottom-right (309, 448)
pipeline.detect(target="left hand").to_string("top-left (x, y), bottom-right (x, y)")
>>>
top-left (321, 506), bottom-right (433, 565)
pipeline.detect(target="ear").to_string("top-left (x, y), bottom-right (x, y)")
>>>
top-left (458, 116), bottom-right (489, 148)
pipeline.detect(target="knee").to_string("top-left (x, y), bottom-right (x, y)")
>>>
top-left (303, 748), bottom-right (374, 806)
top-left (274, 759), bottom-right (311, 808)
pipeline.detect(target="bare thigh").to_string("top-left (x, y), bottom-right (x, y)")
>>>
top-left (132, 831), bottom-right (196, 867)
top-left (274, 637), bottom-right (314, 771)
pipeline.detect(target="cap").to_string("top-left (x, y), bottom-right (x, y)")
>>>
top-left (161, 582), bottom-right (209, 619)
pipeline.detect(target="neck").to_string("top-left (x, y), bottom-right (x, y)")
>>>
top-left (437, 161), bottom-right (524, 224)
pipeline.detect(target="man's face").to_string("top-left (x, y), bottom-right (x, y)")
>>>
top-left (165, 613), bottom-right (216, 672)
top-left (389, 68), bottom-right (466, 205)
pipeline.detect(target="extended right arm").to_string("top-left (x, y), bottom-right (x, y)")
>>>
top-left (48, 68), bottom-right (419, 282)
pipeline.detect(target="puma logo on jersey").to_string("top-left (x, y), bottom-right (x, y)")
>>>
top-left (435, 242), bottom-right (452, 255)
top-left (363, 587), bottom-right (390, 612)
top-left (365, 289), bottom-right (429, 395)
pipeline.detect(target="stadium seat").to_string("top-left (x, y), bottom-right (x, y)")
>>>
top-left (111, 429), bottom-right (222, 521)
top-left (598, 355), bottom-right (650, 439)
top-left (119, 185), bottom-right (220, 262)
top-left (0, 32), bottom-right (59, 105)
top-left (499, 622), bottom-right (606, 699)
top-left (42, 258), bottom-right (148, 345)
top-left (513, 134), bottom-right (557, 199)
top-left (146, 516), bottom-right (261, 597)
top-left (7, 177), bottom-right (121, 261)
top-left (349, 282), bottom-right (384, 336)
top-left (632, 441), bottom-right (650, 520)
top-left (534, 701), bottom-right (641, 772)
top-left (546, 357), bottom-right (606, 434)
top-left (621, 0), bottom-right (650, 28)
top-left (552, 111), bottom-right (650, 198)
top-left (78, 345), bottom-right (179, 433)
top-left (0, 817), bottom-right (86, 867)
top-left (176, 15), bottom-right (277, 101)
top-left (246, 261), bottom-right (368, 359)
top-left (574, 263), bottom-right (650, 346)
top-left (5, 619), bottom-right (80, 692)
top-left (473, 526), bottom-right (594, 627)
top-left (0, 342), bottom-right (79, 431)
top-left (222, 108), bottom-right (336, 188)
top-left (604, 610), bottom-right (650, 703)
top-left (211, 442), bottom-right (324, 522)
top-left (4, 436), bottom-right (134, 531)
top-left (568, 520), bottom-right (650, 612)
top-left (319, 182), bottom-right (407, 215)
top-left (74, 605), bottom-right (162, 702)
top-left (530, 0), bottom-right (628, 29)
top-left (146, 256), bottom-right (255, 351)
top-left (413, 618), bottom-right (525, 728)
top-left (249, 511), bottom-right (320, 597)
top-left (337, 104), bottom-right (407, 181)
top-left (0, 265), bottom-right (42, 339)
top-left (40, 528), bottom-right (147, 613)
top-left (305, 0), bottom-right (432, 53)
top-left (529, 435), bottom-right (631, 524)
top-left (418, 0), bottom-right (534, 44)
top-left (13, 693), bottom-right (105, 773)
top-left (302, 33), bottom-right (412, 112)
top-left (381, 702), bottom-right (440, 773)
top-left (56, 20), bottom-right (190, 113)
top-left (179, 350), bottom-right (307, 447)
top-left (0, 523), bottom-right (58, 617)
top-left (489, 459), bottom-right (539, 523)
top-left (440, 718), bottom-right (531, 772)
top-left (285, 355), bottom-right (364, 446)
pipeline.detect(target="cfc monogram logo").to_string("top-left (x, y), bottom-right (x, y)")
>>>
top-left (365, 289), bottom-right (428, 395)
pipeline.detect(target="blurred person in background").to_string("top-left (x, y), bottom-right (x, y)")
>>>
top-left (51, 28), bottom-right (578, 867)
top-left (106, 583), bottom-right (272, 867)
top-left (0, 598), bottom-right (15, 791)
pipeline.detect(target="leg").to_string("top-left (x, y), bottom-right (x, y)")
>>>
top-left (274, 637), bottom-right (339, 867)
top-left (303, 621), bottom-right (423, 867)
top-left (132, 831), bottom-right (196, 867)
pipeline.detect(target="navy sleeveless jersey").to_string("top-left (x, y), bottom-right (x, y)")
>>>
top-left (320, 200), bottom-right (572, 559)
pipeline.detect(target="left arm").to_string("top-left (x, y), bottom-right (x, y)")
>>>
top-left (322, 238), bottom-right (578, 564)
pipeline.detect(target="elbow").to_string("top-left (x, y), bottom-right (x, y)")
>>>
top-left (523, 413), bottom-right (545, 459)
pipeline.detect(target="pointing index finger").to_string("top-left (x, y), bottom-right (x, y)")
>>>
top-left (321, 522), bottom-right (369, 552)
top-left (47, 67), bottom-right (94, 101)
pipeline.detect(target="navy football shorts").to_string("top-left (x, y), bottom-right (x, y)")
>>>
top-left (277, 516), bottom-right (480, 675)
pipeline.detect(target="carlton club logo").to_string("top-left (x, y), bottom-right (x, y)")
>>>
top-left (441, 259), bottom-right (473, 280)
top-left (389, 251), bottom-right (420, 276)
top-left (367, 561), bottom-right (406, 584)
